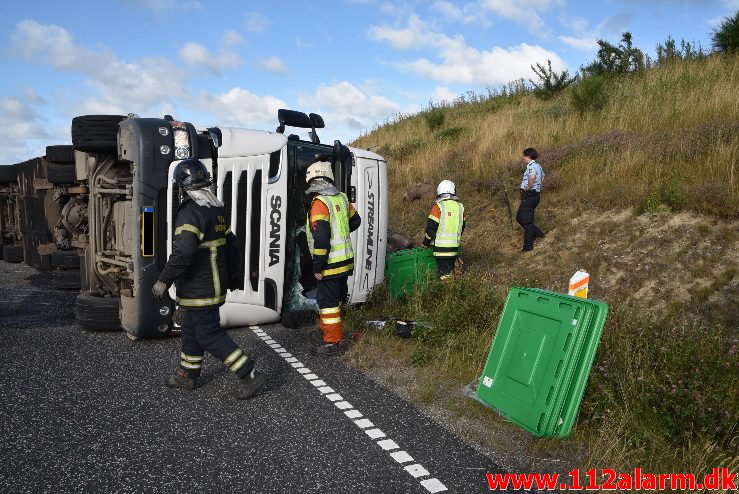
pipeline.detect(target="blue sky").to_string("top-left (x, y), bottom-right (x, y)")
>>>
top-left (1, 0), bottom-right (737, 164)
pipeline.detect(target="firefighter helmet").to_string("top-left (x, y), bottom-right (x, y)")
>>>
top-left (173, 158), bottom-right (211, 190)
top-left (306, 161), bottom-right (334, 183)
top-left (437, 179), bottom-right (456, 196)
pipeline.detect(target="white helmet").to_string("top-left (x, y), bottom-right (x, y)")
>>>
top-left (306, 161), bottom-right (334, 183)
top-left (437, 179), bottom-right (455, 196)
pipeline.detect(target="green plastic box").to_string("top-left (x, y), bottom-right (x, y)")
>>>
top-left (385, 247), bottom-right (437, 298)
top-left (476, 287), bottom-right (608, 437)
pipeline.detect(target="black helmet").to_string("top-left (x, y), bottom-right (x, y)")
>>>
top-left (173, 158), bottom-right (211, 190)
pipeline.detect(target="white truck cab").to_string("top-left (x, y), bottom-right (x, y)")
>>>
top-left (167, 110), bottom-right (387, 329)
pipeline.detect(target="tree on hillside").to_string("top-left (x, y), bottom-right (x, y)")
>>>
top-left (655, 36), bottom-right (706, 64)
top-left (529, 59), bottom-right (577, 99)
top-left (582, 32), bottom-right (645, 76)
top-left (712, 10), bottom-right (739, 53)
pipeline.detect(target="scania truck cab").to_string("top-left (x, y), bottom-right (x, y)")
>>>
top-left (71, 111), bottom-right (386, 339)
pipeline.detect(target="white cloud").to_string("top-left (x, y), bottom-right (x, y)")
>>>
top-left (558, 35), bottom-right (598, 51)
top-left (431, 86), bottom-right (457, 104)
top-left (198, 87), bottom-right (286, 128)
top-left (299, 81), bottom-right (401, 130)
top-left (221, 30), bottom-right (245, 47)
top-left (479, 0), bottom-right (562, 34)
top-left (369, 15), bottom-right (566, 85)
top-left (179, 41), bottom-right (241, 75)
top-left (0, 94), bottom-right (55, 164)
top-left (12, 19), bottom-right (187, 114)
top-left (432, 1), bottom-right (488, 26)
top-left (245, 12), bottom-right (271, 33)
top-left (255, 56), bottom-right (289, 75)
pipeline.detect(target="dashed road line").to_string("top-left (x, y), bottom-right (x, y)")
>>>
top-left (250, 325), bottom-right (448, 493)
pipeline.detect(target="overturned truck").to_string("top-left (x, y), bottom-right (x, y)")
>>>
top-left (69, 111), bottom-right (387, 339)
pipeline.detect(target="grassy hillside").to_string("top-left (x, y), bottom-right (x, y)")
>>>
top-left (347, 54), bottom-right (739, 479)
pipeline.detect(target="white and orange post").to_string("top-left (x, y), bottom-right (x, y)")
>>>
top-left (568, 270), bottom-right (590, 299)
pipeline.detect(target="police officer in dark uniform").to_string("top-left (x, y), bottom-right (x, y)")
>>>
top-left (516, 148), bottom-right (545, 252)
top-left (152, 158), bottom-right (265, 399)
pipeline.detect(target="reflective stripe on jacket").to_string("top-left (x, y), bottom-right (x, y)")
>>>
top-left (425, 198), bottom-right (464, 257)
top-left (159, 198), bottom-right (240, 308)
top-left (307, 193), bottom-right (358, 279)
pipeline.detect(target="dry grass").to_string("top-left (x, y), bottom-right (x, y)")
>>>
top-left (346, 53), bottom-right (739, 482)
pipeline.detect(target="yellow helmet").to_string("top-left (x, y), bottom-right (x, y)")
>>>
top-left (306, 161), bottom-right (334, 183)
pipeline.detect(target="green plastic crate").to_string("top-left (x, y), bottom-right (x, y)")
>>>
top-left (385, 247), bottom-right (437, 298)
top-left (476, 287), bottom-right (608, 437)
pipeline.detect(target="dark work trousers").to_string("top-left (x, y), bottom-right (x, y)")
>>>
top-left (516, 191), bottom-right (544, 250)
top-left (436, 257), bottom-right (456, 277)
top-left (180, 307), bottom-right (252, 379)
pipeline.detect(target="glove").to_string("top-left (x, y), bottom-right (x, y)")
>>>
top-left (152, 281), bottom-right (169, 302)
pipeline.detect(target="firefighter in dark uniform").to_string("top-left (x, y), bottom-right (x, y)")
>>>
top-left (423, 180), bottom-right (465, 280)
top-left (305, 161), bottom-right (361, 356)
top-left (152, 158), bottom-right (266, 399)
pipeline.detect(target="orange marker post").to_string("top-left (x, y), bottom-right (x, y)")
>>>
top-left (568, 270), bottom-right (589, 299)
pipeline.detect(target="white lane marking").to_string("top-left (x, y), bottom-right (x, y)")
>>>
top-left (335, 401), bottom-right (353, 410)
top-left (406, 464), bottom-right (430, 478)
top-left (366, 428), bottom-right (386, 439)
top-left (390, 451), bottom-right (414, 464)
top-left (252, 327), bottom-right (448, 493)
top-left (421, 479), bottom-right (448, 493)
top-left (354, 418), bottom-right (374, 429)
top-left (377, 439), bottom-right (399, 451)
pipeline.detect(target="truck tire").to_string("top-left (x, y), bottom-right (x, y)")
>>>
top-left (75, 292), bottom-right (122, 332)
top-left (51, 250), bottom-right (81, 269)
top-left (2, 244), bottom-right (24, 263)
top-left (281, 309), bottom-right (317, 329)
top-left (46, 164), bottom-right (77, 184)
top-left (52, 269), bottom-right (81, 290)
top-left (0, 165), bottom-right (17, 183)
top-left (71, 115), bottom-right (126, 153)
top-left (45, 145), bottom-right (75, 163)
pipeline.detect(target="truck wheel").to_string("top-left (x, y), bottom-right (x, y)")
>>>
top-left (52, 269), bottom-right (81, 290)
top-left (2, 244), bottom-right (24, 263)
top-left (75, 292), bottom-right (122, 332)
top-left (46, 164), bottom-right (77, 184)
top-left (71, 115), bottom-right (126, 153)
top-left (45, 145), bottom-right (75, 163)
top-left (51, 250), bottom-right (81, 269)
top-left (0, 165), bottom-right (17, 183)
top-left (281, 310), bottom-right (317, 329)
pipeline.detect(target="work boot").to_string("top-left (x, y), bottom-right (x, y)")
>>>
top-left (234, 369), bottom-right (266, 400)
top-left (166, 368), bottom-right (197, 391)
top-left (316, 337), bottom-right (352, 357)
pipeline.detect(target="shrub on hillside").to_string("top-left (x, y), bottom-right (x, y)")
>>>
top-left (571, 75), bottom-right (608, 113)
top-left (530, 59), bottom-right (577, 100)
top-left (424, 108), bottom-right (446, 132)
top-left (437, 126), bottom-right (466, 142)
top-left (712, 10), bottom-right (739, 53)
top-left (583, 32), bottom-right (645, 77)
top-left (655, 36), bottom-right (706, 64)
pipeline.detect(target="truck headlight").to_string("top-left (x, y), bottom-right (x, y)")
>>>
top-left (171, 121), bottom-right (191, 160)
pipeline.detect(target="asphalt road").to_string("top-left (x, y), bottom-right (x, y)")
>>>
top-left (0, 262), bottom-right (514, 494)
